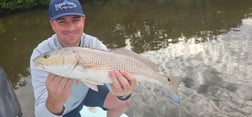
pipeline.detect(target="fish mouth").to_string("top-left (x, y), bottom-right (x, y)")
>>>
top-left (34, 62), bottom-right (46, 70)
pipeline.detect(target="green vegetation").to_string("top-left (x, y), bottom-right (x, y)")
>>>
top-left (0, 0), bottom-right (50, 15)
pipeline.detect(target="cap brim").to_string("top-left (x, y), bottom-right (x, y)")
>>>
top-left (50, 13), bottom-right (85, 20)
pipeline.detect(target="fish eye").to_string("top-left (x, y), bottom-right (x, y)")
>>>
top-left (43, 54), bottom-right (50, 59)
top-left (167, 78), bottom-right (171, 82)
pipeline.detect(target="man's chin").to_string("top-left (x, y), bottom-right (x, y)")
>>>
top-left (65, 33), bottom-right (80, 39)
top-left (66, 36), bottom-right (77, 40)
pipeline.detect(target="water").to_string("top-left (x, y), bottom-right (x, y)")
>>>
top-left (0, 0), bottom-right (251, 117)
top-left (126, 18), bottom-right (252, 117)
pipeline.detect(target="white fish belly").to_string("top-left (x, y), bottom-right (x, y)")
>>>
top-left (83, 71), bottom-right (113, 84)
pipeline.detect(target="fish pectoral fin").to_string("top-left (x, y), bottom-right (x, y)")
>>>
top-left (74, 65), bottom-right (86, 72)
top-left (82, 80), bottom-right (99, 92)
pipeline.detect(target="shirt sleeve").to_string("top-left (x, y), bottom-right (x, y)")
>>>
top-left (92, 38), bottom-right (108, 51)
top-left (30, 49), bottom-right (65, 117)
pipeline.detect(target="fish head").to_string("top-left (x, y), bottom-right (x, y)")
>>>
top-left (33, 48), bottom-right (79, 74)
top-left (160, 76), bottom-right (182, 104)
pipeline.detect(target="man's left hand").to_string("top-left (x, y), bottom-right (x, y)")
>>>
top-left (109, 70), bottom-right (137, 97)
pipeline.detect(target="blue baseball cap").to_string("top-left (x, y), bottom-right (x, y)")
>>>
top-left (49, 0), bottom-right (85, 20)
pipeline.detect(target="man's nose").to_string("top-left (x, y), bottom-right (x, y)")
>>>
top-left (66, 22), bottom-right (75, 31)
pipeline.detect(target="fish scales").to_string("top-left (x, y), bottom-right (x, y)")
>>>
top-left (75, 48), bottom-right (155, 76)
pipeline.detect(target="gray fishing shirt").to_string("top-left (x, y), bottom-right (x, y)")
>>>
top-left (30, 33), bottom-right (107, 117)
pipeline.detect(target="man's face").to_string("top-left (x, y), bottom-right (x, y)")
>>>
top-left (50, 15), bottom-right (85, 47)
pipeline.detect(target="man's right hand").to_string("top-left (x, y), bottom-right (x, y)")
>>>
top-left (45, 73), bottom-right (74, 115)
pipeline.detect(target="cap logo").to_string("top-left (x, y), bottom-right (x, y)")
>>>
top-left (55, 0), bottom-right (77, 11)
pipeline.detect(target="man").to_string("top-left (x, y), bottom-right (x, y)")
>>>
top-left (30, 0), bottom-right (137, 117)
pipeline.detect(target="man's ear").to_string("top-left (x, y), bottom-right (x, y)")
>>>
top-left (50, 21), bottom-right (56, 32)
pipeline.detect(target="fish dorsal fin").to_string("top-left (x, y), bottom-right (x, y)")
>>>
top-left (111, 48), bottom-right (159, 71)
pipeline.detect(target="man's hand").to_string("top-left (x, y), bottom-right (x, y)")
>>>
top-left (104, 70), bottom-right (136, 117)
top-left (45, 73), bottom-right (74, 115)
top-left (109, 70), bottom-right (137, 97)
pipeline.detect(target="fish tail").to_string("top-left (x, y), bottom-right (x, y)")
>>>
top-left (170, 75), bottom-right (183, 91)
top-left (162, 75), bottom-right (183, 104)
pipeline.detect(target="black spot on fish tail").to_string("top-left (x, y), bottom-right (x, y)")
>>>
top-left (167, 78), bottom-right (171, 82)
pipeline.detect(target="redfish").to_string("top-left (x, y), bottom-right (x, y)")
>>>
top-left (33, 47), bottom-right (181, 103)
